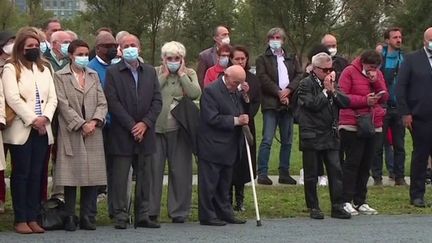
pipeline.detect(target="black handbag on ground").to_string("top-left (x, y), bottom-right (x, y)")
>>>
top-left (355, 110), bottom-right (375, 138)
top-left (40, 198), bottom-right (67, 230)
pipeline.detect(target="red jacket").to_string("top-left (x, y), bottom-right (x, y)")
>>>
top-left (338, 57), bottom-right (388, 128)
top-left (203, 64), bottom-right (225, 87)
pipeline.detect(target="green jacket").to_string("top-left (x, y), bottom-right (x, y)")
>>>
top-left (154, 66), bottom-right (201, 133)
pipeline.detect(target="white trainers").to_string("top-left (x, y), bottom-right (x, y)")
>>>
top-left (318, 175), bottom-right (328, 186)
top-left (299, 169), bottom-right (304, 185)
top-left (356, 204), bottom-right (378, 215)
top-left (343, 202), bottom-right (359, 216)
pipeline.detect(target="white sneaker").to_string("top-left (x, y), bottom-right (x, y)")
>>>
top-left (356, 204), bottom-right (378, 215)
top-left (299, 169), bottom-right (304, 185)
top-left (318, 175), bottom-right (328, 186)
top-left (343, 202), bottom-right (359, 216)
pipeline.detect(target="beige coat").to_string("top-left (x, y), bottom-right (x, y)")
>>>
top-left (0, 60), bottom-right (7, 170)
top-left (54, 65), bottom-right (107, 186)
top-left (2, 63), bottom-right (57, 145)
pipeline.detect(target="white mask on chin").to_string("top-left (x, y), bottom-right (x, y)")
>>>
top-left (221, 37), bottom-right (230, 45)
top-left (328, 47), bottom-right (337, 57)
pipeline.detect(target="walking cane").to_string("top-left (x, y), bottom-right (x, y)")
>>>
top-left (243, 125), bottom-right (262, 227)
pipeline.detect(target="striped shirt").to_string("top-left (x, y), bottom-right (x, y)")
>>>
top-left (35, 83), bottom-right (42, 116)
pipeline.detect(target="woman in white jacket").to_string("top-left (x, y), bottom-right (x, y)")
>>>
top-left (1, 27), bottom-right (57, 234)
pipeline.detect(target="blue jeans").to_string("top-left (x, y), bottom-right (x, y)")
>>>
top-left (257, 110), bottom-right (293, 176)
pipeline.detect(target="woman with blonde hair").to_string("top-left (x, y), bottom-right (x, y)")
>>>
top-left (1, 27), bottom-right (57, 234)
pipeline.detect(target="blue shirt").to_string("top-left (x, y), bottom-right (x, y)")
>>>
top-left (381, 47), bottom-right (404, 105)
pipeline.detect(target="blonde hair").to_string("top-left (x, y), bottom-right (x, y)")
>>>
top-left (161, 41), bottom-right (186, 58)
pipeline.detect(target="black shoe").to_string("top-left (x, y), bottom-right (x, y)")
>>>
top-left (114, 219), bottom-right (127, 229)
top-left (200, 219), bottom-right (226, 226)
top-left (172, 216), bottom-right (186, 223)
top-left (331, 206), bottom-right (351, 219)
top-left (278, 175), bottom-right (297, 185)
top-left (136, 219), bottom-right (161, 228)
top-left (411, 198), bottom-right (426, 208)
top-left (309, 209), bottom-right (324, 219)
top-left (223, 217), bottom-right (246, 224)
top-left (64, 215), bottom-right (78, 231)
top-left (257, 175), bottom-right (273, 185)
top-left (373, 178), bottom-right (383, 186)
top-left (149, 215), bottom-right (158, 222)
top-left (80, 216), bottom-right (96, 230)
top-left (395, 178), bottom-right (408, 186)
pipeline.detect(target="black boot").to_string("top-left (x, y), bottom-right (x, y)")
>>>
top-left (80, 215), bottom-right (96, 230)
top-left (64, 215), bottom-right (78, 231)
top-left (234, 184), bottom-right (245, 212)
top-left (278, 169), bottom-right (297, 185)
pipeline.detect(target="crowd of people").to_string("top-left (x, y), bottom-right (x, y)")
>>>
top-left (0, 18), bottom-right (432, 233)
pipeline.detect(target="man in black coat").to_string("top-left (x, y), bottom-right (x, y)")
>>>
top-left (396, 27), bottom-right (432, 208)
top-left (297, 52), bottom-right (351, 219)
top-left (198, 65), bottom-right (248, 226)
top-left (105, 34), bottom-right (162, 229)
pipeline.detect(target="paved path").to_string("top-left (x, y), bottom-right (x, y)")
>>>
top-left (0, 215), bottom-right (430, 242)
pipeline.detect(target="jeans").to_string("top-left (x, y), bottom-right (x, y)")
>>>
top-left (257, 110), bottom-right (293, 175)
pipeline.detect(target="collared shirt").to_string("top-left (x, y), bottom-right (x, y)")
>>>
top-left (271, 49), bottom-right (290, 89)
top-left (50, 49), bottom-right (64, 67)
top-left (95, 55), bottom-right (109, 66)
top-left (124, 60), bottom-right (139, 88)
top-left (425, 47), bottom-right (432, 69)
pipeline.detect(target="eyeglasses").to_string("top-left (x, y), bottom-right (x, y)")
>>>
top-left (316, 67), bottom-right (334, 73)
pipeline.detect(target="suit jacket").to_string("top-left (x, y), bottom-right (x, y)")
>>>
top-left (2, 62), bottom-right (57, 145)
top-left (104, 60), bottom-right (162, 156)
top-left (197, 78), bottom-right (245, 165)
top-left (197, 46), bottom-right (217, 89)
top-left (396, 48), bottom-right (432, 121)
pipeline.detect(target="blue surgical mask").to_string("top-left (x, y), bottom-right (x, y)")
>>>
top-left (74, 56), bottom-right (89, 68)
top-left (111, 57), bottom-right (121, 64)
top-left (428, 41), bottom-right (432, 51)
top-left (167, 61), bottom-right (181, 73)
top-left (219, 56), bottom-right (229, 67)
top-left (269, 40), bottom-right (282, 50)
top-left (61, 43), bottom-right (70, 56)
top-left (40, 42), bottom-right (48, 53)
top-left (122, 47), bottom-right (139, 61)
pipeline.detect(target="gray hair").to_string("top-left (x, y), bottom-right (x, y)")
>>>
top-left (266, 27), bottom-right (286, 41)
top-left (65, 30), bottom-right (78, 40)
top-left (311, 52), bottom-right (332, 67)
top-left (116, 30), bottom-right (130, 43)
top-left (161, 41), bottom-right (186, 58)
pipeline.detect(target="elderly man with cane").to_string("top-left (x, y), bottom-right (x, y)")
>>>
top-left (296, 52), bottom-right (351, 220)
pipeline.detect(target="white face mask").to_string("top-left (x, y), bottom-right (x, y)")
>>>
top-left (328, 47), bottom-right (337, 57)
top-left (221, 37), bottom-right (230, 45)
top-left (2, 43), bottom-right (14, 55)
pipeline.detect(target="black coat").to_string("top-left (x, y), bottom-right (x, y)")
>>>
top-left (104, 60), bottom-right (162, 156)
top-left (171, 96), bottom-right (200, 154)
top-left (255, 47), bottom-right (302, 111)
top-left (332, 55), bottom-right (349, 83)
top-left (197, 78), bottom-right (245, 166)
top-left (297, 74), bottom-right (349, 151)
top-left (232, 71), bottom-right (260, 185)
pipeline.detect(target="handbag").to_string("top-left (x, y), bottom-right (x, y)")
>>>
top-left (40, 198), bottom-right (68, 230)
top-left (355, 109), bottom-right (375, 138)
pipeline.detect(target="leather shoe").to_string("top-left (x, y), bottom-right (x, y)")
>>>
top-left (14, 222), bottom-right (33, 234)
top-left (257, 175), bottom-right (273, 185)
top-left (64, 216), bottom-right (78, 231)
top-left (223, 217), bottom-right (246, 224)
top-left (309, 208), bottom-right (324, 219)
top-left (80, 216), bottom-right (96, 230)
top-left (28, 221), bottom-right (45, 233)
top-left (114, 219), bottom-right (127, 229)
top-left (172, 216), bottom-right (186, 223)
top-left (136, 219), bottom-right (161, 228)
top-left (200, 219), bottom-right (226, 226)
top-left (411, 198), bottom-right (426, 208)
top-left (278, 175), bottom-right (297, 185)
top-left (395, 178), bottom-right (408, 186)
top-left (331, 205), bottom-right (351, 219)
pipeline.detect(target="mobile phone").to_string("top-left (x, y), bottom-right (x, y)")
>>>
top-left (375, 90), bottom-right (386, 97)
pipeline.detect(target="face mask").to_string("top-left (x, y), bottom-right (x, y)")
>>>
top-left (2, 43), bottom-right (14, 55)
top-left (40, 42), bottom-right (48, 53)
top-left (269, 40), bottom-right (282, 50)
top-left (122, 47), bottom-right (139, 61)
top-left (74, 56), bottom-right (89, 68)
top-left (24, 48), bottom-right (40, 62)
top-left (111, 57), bottom-right (121, 64)
top-left (428, 41), bottom-right (432, 51)
top-left (221, 37), bottom-right (230, 45)
top-left (328, 47), bottom-right (337, 57)
top-left (167, 61), bottom-right (181, 73)
top-left (107, 47), bottom-right (118, 60)
top-left (219, 56), bottom-right (229, 67)
top-left (60, 43), bottom-right (70, 56)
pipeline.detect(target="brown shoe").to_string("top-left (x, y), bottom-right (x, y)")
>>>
top-left (28, 221), bottom-right (45, 233)
top-left (14, 222), bottom-right (33, 234)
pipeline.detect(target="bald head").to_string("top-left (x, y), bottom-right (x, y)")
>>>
top-left (224, 65), bottom-right (246, 92)
top-left (424, 27), bottom-right (432, 49)
top-left (322, 34), bottom-right (337, 47)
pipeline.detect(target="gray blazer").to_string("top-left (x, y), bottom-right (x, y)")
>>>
top-left (197, 46), bottom-right (217, 89)
top-left (104, 60), bottom-right (162, 156)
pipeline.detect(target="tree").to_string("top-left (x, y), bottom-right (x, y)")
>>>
top-left (0, 0), bottom-right (19, 31)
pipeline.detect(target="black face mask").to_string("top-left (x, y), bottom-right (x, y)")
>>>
top-left (107, 47), bottom-right (117, 60)
top-left (24, 48), bottom-right (40, 62)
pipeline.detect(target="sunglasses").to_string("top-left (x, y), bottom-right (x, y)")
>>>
top-left (316, 67), bottom-right (334, 73)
